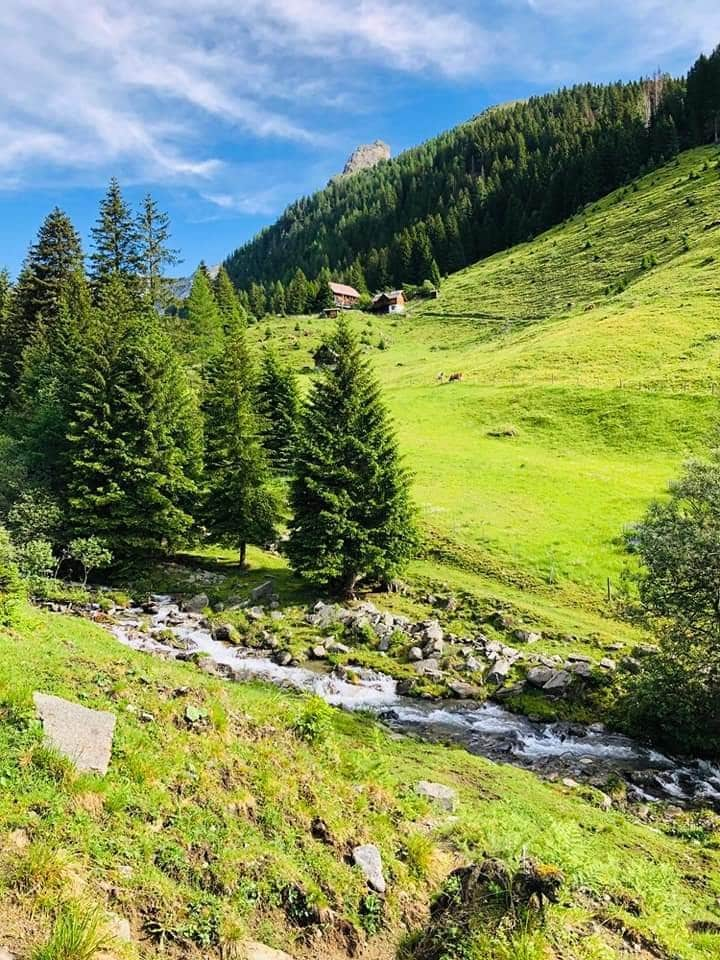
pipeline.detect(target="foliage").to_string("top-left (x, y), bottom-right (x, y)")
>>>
top-left (89, 177), bottom-right (141, 291)
top-left (31, 902), bottom-right (110, 960)
top-left (287, 318), bottom-right (417, 595)
top-left (17, 538), bottom-right (55, 582)
top-left (256, 348), bottom-right (301, 474)
top-left (620, 455), bottom-right (720, 755)
top-left (291, 694), bottom-right (334, 743)
top-left (137, 193), bottom-right (179, 305)
top-left (0, 524), bottom-right (23, 625)
top-left (202, 321), bottom-right (280, 564)
top-left (180, 268), bottom-right (223, 361)
top-left (68, 537), bottom-right (113, 586)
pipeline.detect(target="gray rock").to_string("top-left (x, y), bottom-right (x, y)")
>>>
top-left (244, 942), bottom-right (295, 960)
top-left (183, 593), bottom-right (209, 613)
top-left (326, 641), bottom-right (349, 654)
top-left (247, 606), bottom-right (265, 621)
top-left (423, 636), bottom-right (445, 657)
top-left (465, 656), bottom-right (485, 674)
top-left (448, 680), bottom-right (481, 699)
top-left (270, 610), bottom-right (284, 622)
top-left (599, 658), bottom-right (617, 671)
top-left (487, 659), bottom-right (512, 684)
top-left (274, 650), bottom-right (293, 666)
top-left (621, 657), bottom-right (642, 675)
top-left (212, 622), bottom-right (240, 644)
top-left (107, 913), bottom-right (132, 942)
top-left (413, 658), bottom-right (442, 677)
top-left (250, 579), bottom-right (275, 603)
top-left (542, 670), bottom-right (572, 692)
top-left (408, 646), bottom-right (424, 662)
top-left (423, 621), bottom-right (444, 644)
top-left (310, 645), bottom-right (328, 660)
top-left (33, 692), bottom-right (116, 775)
top-left (566, 652), bottom-right (592, 663)
top-left (568, 660), bottom-right (592, 678)
top-left (306, 601), bottom-right (342, 628)
top-left (415, 780), bottom-right (458, 811)
top-left (527, 666), bottom-right (555, 688)
top-left (514, 629), bottom-right (542, 644)
top-left (352, 843), bottom-right (386, 893)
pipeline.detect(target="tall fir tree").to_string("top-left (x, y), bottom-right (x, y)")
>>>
top-left (213, 266), bottom-right (245, 329)
top-left (90, 178), bottom-right (141, 291)
top-left (182, 268), bottom-right (223, 362)
top-left (286, 268), bottom-right (309, 315)
top-left (287, 318), bottom-right (416, 595)
top-left (0, 210), bottom-right (83, 404)
top-left (202, 321), bottom-right (280, 564)
top-left (256, 348), bottom-right (301, 474)
top-left (137, 193), bottom-right (179, 305)
top-left (66, 277), bottom-right (202, 555)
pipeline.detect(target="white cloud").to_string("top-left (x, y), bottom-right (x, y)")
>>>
top-left (0, 0), bottom-right (717, 203)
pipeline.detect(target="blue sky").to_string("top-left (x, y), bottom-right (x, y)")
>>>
top-left (1, 1), bottom-right (719, 278)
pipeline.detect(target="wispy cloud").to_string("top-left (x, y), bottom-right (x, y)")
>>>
top-left (0, 0), bottom-right (717, 207)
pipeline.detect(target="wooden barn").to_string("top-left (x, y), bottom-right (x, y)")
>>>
top-left (371, 290), bottom-right (406, 314)
top-left (329, 281), bottom-right (361, 309)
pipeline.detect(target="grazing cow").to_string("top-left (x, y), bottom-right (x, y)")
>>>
top-left (436, 371), bottom-right (445, 382)
top-left (448, 372), bottom-right (463, 382)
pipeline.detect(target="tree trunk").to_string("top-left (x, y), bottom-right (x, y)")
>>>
top-left (340, 569), bottom-right (360, 599)
top-left (239, 542), bottom-right (247, 566)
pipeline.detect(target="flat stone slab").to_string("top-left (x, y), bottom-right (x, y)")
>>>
top-left (33, 693), bottom-right (116, 775)
top-left (415, 780), bottom-right (458, 811)
top-left (244, 942), bottom-right (295, 960)
top-left (353, 843), bottom-right (386, 893)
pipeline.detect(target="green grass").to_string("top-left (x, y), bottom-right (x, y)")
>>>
top-left (2, 604), bottom-right (720, 958)
top-left (250, 146), bottom-right (720, 628)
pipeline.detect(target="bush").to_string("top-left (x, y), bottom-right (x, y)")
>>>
top-left (7, 488), bottom-right (63, 545)
top-left (291, 695), bottom-right (334, 744)
top-left (68, 537), bottom-right (113, 586)
top-left (17, 538), bottom-right (55, 582)
top-left (0, 525), bottom-right (23, 625)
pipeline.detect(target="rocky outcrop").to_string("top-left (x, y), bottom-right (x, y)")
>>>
top-left (337, 141), bottom-right (390, 179)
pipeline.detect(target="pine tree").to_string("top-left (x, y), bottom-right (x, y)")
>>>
top-left (287, 318), bottom-right (416, 595)
top-left (182, 268), bottom-right (223, 361)
top-left (314, 267), bottom-right (334, 311)
top-left (1, 210), bottom-right (84, 403)
top-left (214, 266), bottom-right (245, 329)
top-left (137, 194), bottom-right (179, 304)
top-left (286, 268), bottom-right (310, 315)
top-left (256, 348), bottom-right (301, 474)
top-left (90, 178), bottom-right (141, 290)
top-left (66, 277), bottom-right (202, 556)
top-left (270, 280), bottom-right (287, 316)
top-left (202, 322), bottom-right (280, 564)
top-left (248, 282), bottom-right (267, 319)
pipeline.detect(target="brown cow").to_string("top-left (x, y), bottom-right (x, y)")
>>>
top-left (448, 372), bottom-right (463, 382)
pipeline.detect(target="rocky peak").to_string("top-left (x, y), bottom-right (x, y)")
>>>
top-left (338, 140), bottom-right (391, 178)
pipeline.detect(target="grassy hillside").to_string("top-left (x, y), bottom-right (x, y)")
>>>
top-left (251, 146), bottom-right (720, 623)
top-left (2, 604), bottom-right (720, 959)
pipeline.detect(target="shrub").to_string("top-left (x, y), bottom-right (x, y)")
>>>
top-left (18, 538), bottom-right (55, 582)
top-left (291, 695), bottom-right (334, 744)
top-left (0, 524), bottom-right (23, 625)
top-left (68, 537), bottom-right (113, 586)
top-left (7, 488), bottom-right (63, 545)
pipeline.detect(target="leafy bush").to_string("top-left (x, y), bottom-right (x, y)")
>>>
top-left (291, 695), bottom-right (334, 744)
top-left (7, 488), bottom-right (63, 545)
top-left (68, 537), bottom-right (113, 586)
top-left (0, 524), bottom-right (23, 625)
top-left (17, 538), bottom-right (55, 582)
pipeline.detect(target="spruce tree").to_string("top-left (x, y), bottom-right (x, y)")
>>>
top-left (256, 348), bottom-right (301, 474)
top-left (315, 267), bottom-right (335, 311)
top-left (202, 322), bottom-right (280, 564)
top-left (66, 277), bottom-right (202, 556)
top-left (286, 268), bottom-right (309, 315)
top-left (1, 210), bottom-right (83, 403)
top-left (287, 318), bottom-right (416, 595)
top-left (213, 266), bottom-right (245, 329)
top-left (137, 193), bottom-right (179, 304)
top-left (182, 268), bottom-right (223, 361)
top-left (90, 178), bottom-right (141, 290)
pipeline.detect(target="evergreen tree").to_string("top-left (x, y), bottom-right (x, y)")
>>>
top-left (182, 268), bottom-right (223, 361)
top-left (66, 278), bottom-right (202, 556)
top-left (202, 322), bottom-right (280, 564)
top-left (314, 267), bottom-right (334, 311)
top-left (90, 178), bottom-right (141, 290)
top-left (256, 348), bottom-right (301, 474)
top-left (213, 266), bottom-right (245, 329)
top-left (0, 210), bottom-right (83, 403)
top-left (287, 318), bottom-right (416, 595)
top-left (270, 280), bottom-right (287, 316)
top-left (248, 281), bottom-right (267, 319)
top-left (137, 194), bottom-right (179, 304)
top-left (286, 268), bottom-right (309, 315)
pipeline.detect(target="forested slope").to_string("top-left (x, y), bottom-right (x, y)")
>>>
top-left (224, 47), bottom-right (720, 309)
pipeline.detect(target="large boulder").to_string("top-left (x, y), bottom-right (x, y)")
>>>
top-left (244, 942), bottom-right (295, 960)
top-left (353, 844), bottom-right (386, 893)
top-left (448, 680), bottom-right (482, 700)
top-left (212, 622), bottom-right (241, 645)
top-left (33, 693), bottom-right (116, 775)
top-left (183, 593), bottom-right (209, 613)
top-left (487, 659), bottom-right (512, 685)
top-left (415, 780), bottom-right (458, 812)
top-left (250, 579), bottom-right (275, 603)
top-left (527, 667), bottom-right (555, 688)
top-left (542, 670), bottom-right (572, 693)
top-left (413, 658), bottom-right (442, 677)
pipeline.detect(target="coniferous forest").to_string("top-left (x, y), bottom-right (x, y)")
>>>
top-left (224, 47), bottom-right (720, 310)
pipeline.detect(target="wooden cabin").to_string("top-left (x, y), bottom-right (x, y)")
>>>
top-left (329, 281), bottom-right (361, 309)
top-left (371, 290), bottom-right (406, 314)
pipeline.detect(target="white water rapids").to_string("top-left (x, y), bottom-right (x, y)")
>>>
top-left (108, 596), bottom-right (720, 808)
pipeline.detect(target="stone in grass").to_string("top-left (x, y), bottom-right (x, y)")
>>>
top-left (415, 780), bottom-right (458, 812)
top-left (353, 843), bottom-right (386, 893)
top-left (33, 693), bottom-right (116, 775)
top-left (250, 579), bottom-right (275, 603)
top-left (183, 593), bottom-right (209, 612)
top-left (487, 659), bottom-right (512, 684)
top-left (244, 943), bottom-right (295, 960)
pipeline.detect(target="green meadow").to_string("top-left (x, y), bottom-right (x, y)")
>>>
top-left (252, 145), bottom-right (720, 628)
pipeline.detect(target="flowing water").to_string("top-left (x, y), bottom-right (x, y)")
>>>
top-left (108, 596), bottom-right (720, 809)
